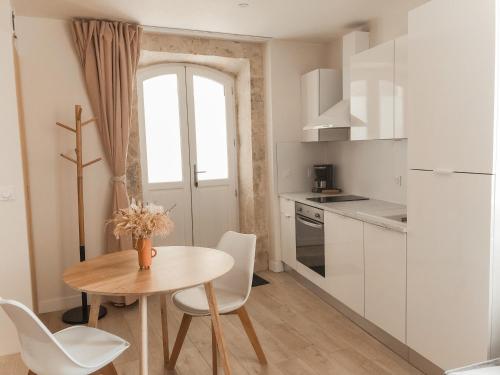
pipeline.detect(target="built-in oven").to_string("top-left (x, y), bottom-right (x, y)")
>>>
top-left (295, 202), bottom-right (325, 277)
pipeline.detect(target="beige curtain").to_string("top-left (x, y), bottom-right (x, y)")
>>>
top-left (71, 19), bottom-right (142, 252)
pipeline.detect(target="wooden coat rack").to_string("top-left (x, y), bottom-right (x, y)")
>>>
top-left (57, 105), bottom-right (107, 325)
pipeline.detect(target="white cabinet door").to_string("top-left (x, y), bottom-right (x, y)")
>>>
top-left (408, 0), bottom-right (495, 173)
top-left (350, 40), bottom-right (395, 140)
top-left (364, 223), bottom-right (406, 343)
top-left (325, 211), bottom-right (364, 315)
top-left (407, 170), bottom-right (493, 370)
top-left (394, 35), bottom-right (407, 139)
top-left (280, 198), bottom-right (296, 268)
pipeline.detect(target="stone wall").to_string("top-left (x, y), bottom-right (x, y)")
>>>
top-left (127, 33), bottom-right (270, 270)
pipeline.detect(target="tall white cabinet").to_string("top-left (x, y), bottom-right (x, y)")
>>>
top-left (407, 0), bottom-right (500, 370)
top-left (408, 0), bottom-right (495, 174)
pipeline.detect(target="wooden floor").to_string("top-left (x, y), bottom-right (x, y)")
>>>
top-left (0, 271), bottom-right (422, 375)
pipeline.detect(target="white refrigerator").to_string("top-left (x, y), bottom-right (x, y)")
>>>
top-left (407, 0), bottom-right (500, 371)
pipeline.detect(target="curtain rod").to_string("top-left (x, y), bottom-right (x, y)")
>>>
top-left (141, 24), bottom-right (272, 43)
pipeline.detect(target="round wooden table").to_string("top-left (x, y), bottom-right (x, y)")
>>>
top-left (63, 246), bottom-right (234, 375)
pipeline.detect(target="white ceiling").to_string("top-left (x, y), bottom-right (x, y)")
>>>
top-left (12, 0), bottom-right (427, 41)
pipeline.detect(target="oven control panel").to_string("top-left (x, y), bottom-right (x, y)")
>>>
top-left (295, 202), bottom-right (324, 223)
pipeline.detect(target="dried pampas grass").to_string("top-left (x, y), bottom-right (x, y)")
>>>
top-left (108, 199), bottom-right (175, 240)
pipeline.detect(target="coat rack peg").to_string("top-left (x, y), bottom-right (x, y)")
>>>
top-left (60, 153), bottom-right (77, 164)
top-left (83, 157), bottom-right (102, 168)
top-left (56, 122), bottom-right (76, 133)
top-left (56, 104), bottom-right (106, 325)
top-left (82, 117), bottom-right (97, 126)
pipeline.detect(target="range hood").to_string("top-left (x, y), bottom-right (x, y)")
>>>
top-left (303, 99), bottom-right (351, 130)
top-left (301, 31), bottom-right (370, 141)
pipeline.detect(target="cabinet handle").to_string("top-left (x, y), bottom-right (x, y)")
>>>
top-left (433, 168), bottom-right (453, 175)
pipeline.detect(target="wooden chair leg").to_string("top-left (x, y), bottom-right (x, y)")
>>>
top-left (167, 313), bottom-right (192, 370)
top-left (204, 282), bottom-right (231, 375)
top-left (212, 323), bottom-right (218, 375)
top-left (160, 294), bottom-right (169, 366)
top-left (236, 306), bottom-right (267, 365)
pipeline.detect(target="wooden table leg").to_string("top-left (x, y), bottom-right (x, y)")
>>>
top-left (139, 295), bottom-right (148, 375)
top-left (204, 282), bottom-right (231, 375)
top-left (160, 294), bottom-right (169, 366)
top-left (88, 295), bottom-right (102, 328)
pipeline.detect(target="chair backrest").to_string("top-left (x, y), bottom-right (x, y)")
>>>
top-left (214, 231), bottom-right (257, 303)
top-left (0, 298), bottom-right (82, 375)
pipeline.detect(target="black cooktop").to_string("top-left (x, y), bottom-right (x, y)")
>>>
top-left (307, 195), bottom-right (369, 204)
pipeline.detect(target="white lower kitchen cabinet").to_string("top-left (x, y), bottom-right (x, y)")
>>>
top-left (364, 222), bottom-right (406, 343)
top-left (324, 211), bottom-right (364, 316)
top-left (279, 198), bottom-right (296, 268)
top-left (408, 170), bottom-right (494, 370)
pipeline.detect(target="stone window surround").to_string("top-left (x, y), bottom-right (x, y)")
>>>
top-left (126, 32), bottom-right (270, 271)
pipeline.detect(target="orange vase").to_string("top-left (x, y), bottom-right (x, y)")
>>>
top-left (136, 238), bottom-right (157, 270)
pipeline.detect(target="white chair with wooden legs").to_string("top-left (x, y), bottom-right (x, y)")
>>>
top-left (167, 231), bottom-right (267, 372)
top-left (0, 298), bottom-right (129, 375)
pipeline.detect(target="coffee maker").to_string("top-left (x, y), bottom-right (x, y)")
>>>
top-left (312, 164), bottom-right (335, 193)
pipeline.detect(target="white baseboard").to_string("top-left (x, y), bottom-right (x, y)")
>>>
top-left (268, 259), bottom-right (284, 272)
top-left (38, 294), bottom-right (81, 314)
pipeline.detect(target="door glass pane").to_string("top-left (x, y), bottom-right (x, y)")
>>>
top-left (142, 74), bottom-right (183, 183)
top-left (192, 75), bottom-right (229, 181)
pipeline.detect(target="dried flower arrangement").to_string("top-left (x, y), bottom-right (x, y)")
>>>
top-left (108, 199), bottom-right (175, 240)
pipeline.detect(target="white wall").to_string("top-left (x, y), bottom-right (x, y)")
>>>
top-left (265, 39), bottom-right (328, 270)
top-left (368, 0), bottom-right (427, 47)
top-left (0, 1), bottom-right (33, 355)
top-left (16, 16), bottom-right (111, 313)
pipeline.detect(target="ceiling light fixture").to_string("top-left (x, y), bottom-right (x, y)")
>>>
top-left (238, 2), bottom-right (249, 7)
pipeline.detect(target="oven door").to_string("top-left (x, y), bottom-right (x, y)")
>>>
top-left (295, 214), bottom-right (325, 277)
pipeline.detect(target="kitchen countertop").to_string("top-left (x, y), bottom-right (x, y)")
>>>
top-left (280, 192), bottom-right (407, 233)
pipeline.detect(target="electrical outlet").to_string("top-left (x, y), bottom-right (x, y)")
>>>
top-left (0, 186), bottom-right (15, 201)
top-left (394, 176), bottom-right (402, 186)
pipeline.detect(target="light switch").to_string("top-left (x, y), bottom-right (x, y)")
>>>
top-left (0, 186), bottom-right (15, 201)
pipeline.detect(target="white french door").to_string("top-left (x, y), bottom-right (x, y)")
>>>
top-left (137, 64), bottom-right (239, 247)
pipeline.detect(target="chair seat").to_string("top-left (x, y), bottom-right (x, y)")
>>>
top-left (172, 285), bottom-right (245, 316)
top-left (54, 326), bottom-right (130, 370)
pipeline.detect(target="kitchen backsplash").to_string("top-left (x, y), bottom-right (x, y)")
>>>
top-left (325, 139), bottom-right (407, 205)
top-left (276, 139), bottom-right (407, 205)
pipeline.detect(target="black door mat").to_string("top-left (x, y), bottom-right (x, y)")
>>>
top-left (252, 273), bottom-right (270, 287)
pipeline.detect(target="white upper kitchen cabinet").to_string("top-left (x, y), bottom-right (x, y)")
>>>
top-left (407, 170), bottom-right (494, 370)
top-left (324, 211), bottom-right (364, 316)
top-left (301, 69), bottom-right (342, 127)
top-left (394, 35), bottom-right (408, 139)
top-left (408, 0), bottom-right (496, 173)
top-left (279, 198), bottom-right (296, 269)
top-left (350, 40), bottom-right (395, 140)
top-left (364, 223), bottom-right (406, 343)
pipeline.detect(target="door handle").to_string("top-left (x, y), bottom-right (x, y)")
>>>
top-left (193, 164), bottom-right (207, 187)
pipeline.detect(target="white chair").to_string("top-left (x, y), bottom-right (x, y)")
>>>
top-left (0, 298), bottom-right (129, 375)
top-left (167, 231), bottom-right (267, 371)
